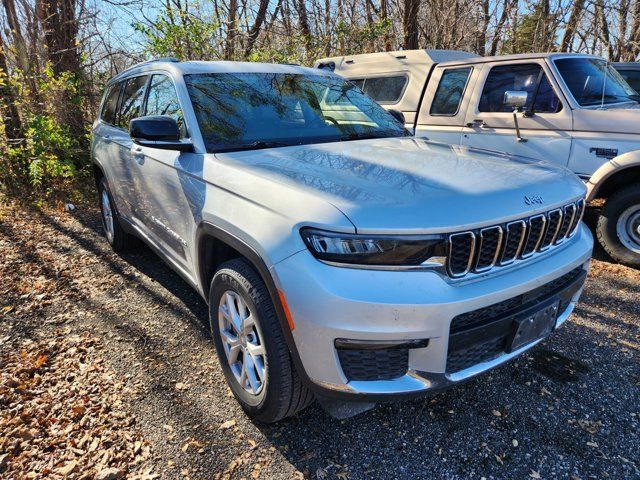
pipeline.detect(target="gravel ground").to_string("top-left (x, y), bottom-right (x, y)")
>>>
top-left (0, 201), bottom-right (638, 480)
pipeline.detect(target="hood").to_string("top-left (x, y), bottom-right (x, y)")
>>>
top-left (214, 137), bottom-right (585, 233)
top-left (573, 103), bottom-right (640, 135)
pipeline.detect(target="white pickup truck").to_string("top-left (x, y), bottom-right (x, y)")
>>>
top-left (315, 50), bottom-right (640, 267)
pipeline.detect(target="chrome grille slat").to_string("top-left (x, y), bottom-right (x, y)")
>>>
top-left (475, 226), bottom-right (503, 272)
top-left (540, 208), bottom-right (563, 250)
top-left (446, 199), bottom-right (585, 279)
top-left (500, 220), bottom-right (526, 265)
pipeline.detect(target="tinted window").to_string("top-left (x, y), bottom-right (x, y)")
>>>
top-left (145, 75), bottom-right (186, 137)
top-left (117, 76), bottom-right (147, 129)
top-left (101, 83), bottom-right (121, 125)
top-left (362, 76), bottom-right (407, 103)
top-left (479, 64), bottom-right (561, 113)
top-left (185, 73), bottom-right (407, 153)
top-left (615, 69), bottom-right (640, 94)
top-left (555, 58), bottom-right (636, 106)
top-left (351, 79), bottom-right (365, 89)
top-left (430, 68), bottom-right (472, 115)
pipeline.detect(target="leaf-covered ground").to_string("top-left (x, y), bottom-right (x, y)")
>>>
top-left (0, 200), bottom-right (638, 479)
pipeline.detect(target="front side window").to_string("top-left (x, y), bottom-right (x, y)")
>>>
top-left (479, 64), bottom-right (561, 113)
top-left (185, 73), bottom-right (407, 153)
top-left (430, 67), bottom-right (472, 115)
top-left (614, 69), bottom-right (640, 95)
top-left (145, 75), bottom-right (186, 137)
top-left (554, 58), bottom-right (637, 106)
top-left (117, 75), bottom-right (148, 129)
top-left (101, 83), bottom-right (121, 125)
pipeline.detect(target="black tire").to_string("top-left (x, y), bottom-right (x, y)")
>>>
top-left (209, 259), bottom-right (313, 423)
top-left (596, 183), bottom-right (640, 267)
top-left (97, 177), bottom-right (138, 252)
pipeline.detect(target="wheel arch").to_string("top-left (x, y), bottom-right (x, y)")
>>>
top-left (194, 222), bottom-right (314, 388)
top-left (587, 151), bottom-right (640, 202)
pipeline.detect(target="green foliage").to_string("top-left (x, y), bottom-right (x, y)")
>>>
top-left (134, 6), bottom-right (223, 60)
top-left (0, 63), bottom-right (87, 200)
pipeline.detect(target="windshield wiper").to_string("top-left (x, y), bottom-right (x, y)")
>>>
top-left (338, 132), bottom-right (401, 142)
top-left (213, 140), bottom-right (294, 153)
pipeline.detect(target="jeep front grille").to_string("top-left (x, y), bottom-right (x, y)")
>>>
top-left (447, 199), bottom-right (585, 278)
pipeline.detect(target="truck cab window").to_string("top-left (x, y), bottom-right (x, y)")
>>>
top-left (430, 68), bottom-right (472, 115)
top-left (361, 76), bottom-right (407, 103)
top-left (479, 64), bottom-right (561, 113)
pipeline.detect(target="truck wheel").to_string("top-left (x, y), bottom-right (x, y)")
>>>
top-left (208, 259), bottom-right (313, 423)
top-left (98, 178), bottom-right (138, 252)
top-left (596, 183), bottom-right (640, 267)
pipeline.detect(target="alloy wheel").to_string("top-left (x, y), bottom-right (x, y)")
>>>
top-left (218, 290), bottom-right (267, 396)
top-left (101, 190), bottom-right (115, 243)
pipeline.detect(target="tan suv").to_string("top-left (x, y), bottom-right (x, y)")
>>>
top-left (316, 50), bottom-right (640, 267)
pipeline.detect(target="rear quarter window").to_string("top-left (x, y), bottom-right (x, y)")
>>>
top-left (101, 84), bottom-right (121, 125)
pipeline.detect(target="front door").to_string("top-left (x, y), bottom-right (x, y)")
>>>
top-left (132, 73), bottom-right (200, 271)
top-left (461, 61), bottom-right (573, 168)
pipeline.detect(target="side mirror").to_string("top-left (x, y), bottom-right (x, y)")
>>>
top-left (130, 116), bottom-right (193, 152)
top-left (503, 91), bottom-right (528, 110)
top-left (502, 92), bottom-right (528, 143)
top-left (388, 109), bottom-right (406, 125)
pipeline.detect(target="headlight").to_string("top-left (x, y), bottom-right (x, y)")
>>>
top-left (300, 228), bottom-right (447, 268)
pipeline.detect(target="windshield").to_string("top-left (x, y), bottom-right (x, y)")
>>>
top-left (184, 73), bottom-right (407, 153)
top-left (554, 57), bottom-right (638, 107)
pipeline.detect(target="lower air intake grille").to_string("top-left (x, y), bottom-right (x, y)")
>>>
top-left (337, 347), bottom-right (408, 381)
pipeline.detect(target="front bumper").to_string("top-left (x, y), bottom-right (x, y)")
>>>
top-left (270, 224), bottom-right (593, 400)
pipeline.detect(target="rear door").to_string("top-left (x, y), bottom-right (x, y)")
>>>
top-left (110, 75), bottom-right (149, 226)
top-left (460, 61), bottom-right (573, 167)
top-left (415, 66), bottom-right (476, 144)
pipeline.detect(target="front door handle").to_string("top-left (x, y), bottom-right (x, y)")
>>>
top-left (131, 147), bottom-right (145, 165)
top-left (466, 119), bottom-right (487, 128)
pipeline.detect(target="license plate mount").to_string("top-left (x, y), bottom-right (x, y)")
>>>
top-left (506, 298), bottom-right (560, 353)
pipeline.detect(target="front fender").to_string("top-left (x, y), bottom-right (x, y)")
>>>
top-left (586, 149), bottom-right (640, 201)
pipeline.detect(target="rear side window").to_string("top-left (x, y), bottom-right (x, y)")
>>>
top-left (101, 84), bottom-right (121, 125)
top-left (617, 69), bottom-right (640, 93)
top-left (478, 64), bottom-right (561, 113)
top-left (362, 76), bottom-right (408, 103)
top-left (430, 68), bottom-right (472, 115)
top-left (145, 75), bottom-right (186, 137)
top-left (117, 76), bottom-right (148, 129)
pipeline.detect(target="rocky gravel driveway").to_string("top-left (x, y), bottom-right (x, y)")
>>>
top-left (0, 202), bottom-right (638, 480)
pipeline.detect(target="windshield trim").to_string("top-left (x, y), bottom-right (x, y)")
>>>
top-left (551, 57), bottom-right (639, 109)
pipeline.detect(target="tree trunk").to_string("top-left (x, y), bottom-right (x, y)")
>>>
top-left (489, 0), bottom-right (511, 55)
top-left (245, 0), bottom-right (270, 56)
top-left (560, 0), bottom-right (585, 52)
top-left (0, 33), bottom-right (22, 139)
top-left (630, 0), bottom-right (640, 61)
top-left (403, 0), bottom-right (420, 49)
top-left (37, 0), bottom-right (81, 75)
top-left (225, 0), bottom-right (238, 59)
top-left (295, 0), bottom-right (312, 52)
top-left (595, 0), bottom-right (614, 59)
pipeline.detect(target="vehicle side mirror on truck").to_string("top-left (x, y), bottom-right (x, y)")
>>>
top-left (503, 91), bottom-right (528, 143)
top-left (388, 109), bottom-right (405, 125)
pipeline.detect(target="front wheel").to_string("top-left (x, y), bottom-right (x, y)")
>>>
top-left (596, 183), bottom-right (640, 267)
top-left (208, 259), bottom-right (313, 423)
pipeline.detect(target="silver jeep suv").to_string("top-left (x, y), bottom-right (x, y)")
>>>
top-left (92, 59), bottom-right (593, 422)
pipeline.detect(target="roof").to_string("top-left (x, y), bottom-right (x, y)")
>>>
top-left (314, 49), bottom-right (480, 74)
top-left (108, 60), bottom-right (335, 85)
top-left (613, 62), bottom-right (640, 69)
top-left (436, 52), bottom-right (604, 67)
